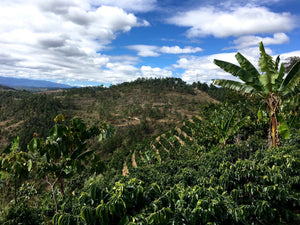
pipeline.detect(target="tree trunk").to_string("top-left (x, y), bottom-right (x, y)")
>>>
top-left (267, 93), bottom-right (280, 148)
top-left (51, 183), bottom-right (58, 212)
top-left (59, 179), bottom-right (64, 196)
top-left (46, 176), bottom-right (58, 212)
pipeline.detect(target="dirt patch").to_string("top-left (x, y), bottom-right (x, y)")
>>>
top-left (5, 120), bottom-right (24, 130)
top-left (0, 119), bottom-right (13, 127)
top-left (132, 150), bottom-right (137, 168)
top-left (122, 160), bottom-right (129, 176)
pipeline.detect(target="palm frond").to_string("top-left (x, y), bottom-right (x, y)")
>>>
top-left (214, 59), bottom-right (250, 83)
top-left (277, 63), bottom-right (285, 82)
top-left (235, 52), bottom-right (260, 83)
top-left (214, 57), bottom-right (263, 91)
top-left (212, 79), bottom-right (257, 94)
top-left (258, 42), bottom-right (276, 92)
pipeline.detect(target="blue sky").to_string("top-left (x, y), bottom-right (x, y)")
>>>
top-left (0, 0), bottom-right (299, 86)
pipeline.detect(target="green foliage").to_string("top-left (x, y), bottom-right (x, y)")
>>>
top-left (55, 142), bottom-right (299, 224)
top-left (50, 129), bottom-right (300, 224)
top-left (1, 77), bottom-right (299, 224)
top-left (213, 42), bottom-right (300, 147)
top-left (201, 106), bottom-right (250, 146)
top-left (1, 202), bottom-right (42, 225)
top-left (26, 115), bottom-right (113, 212)
top-left (0, 137), bottom-right (33, 207)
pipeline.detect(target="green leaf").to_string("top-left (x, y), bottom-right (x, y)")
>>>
top-left (212, 79), bottom-right (257, 94)
top-left (53, 213), bottom-right (61, 225)
top-left (214, 59), bottom-right (251, 83)
top-left (277, 113), bottom-right (290, 139)
top-left (27, 159), bottom-right (32, 171)
top-left (257, 110), bottom-right (263, 120)
top-left (235, 52), bottom-right (260, 84)
top-left (258, 42), bottom-right (276, 93)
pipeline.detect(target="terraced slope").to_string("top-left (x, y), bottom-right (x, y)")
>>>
top-left (124, 115), bottom-right (204, 172)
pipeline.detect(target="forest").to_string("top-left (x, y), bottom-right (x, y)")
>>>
top-left (0, 43), bottom-right (299, 224)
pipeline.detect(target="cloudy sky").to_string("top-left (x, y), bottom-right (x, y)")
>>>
top-left (0, 0), bottom-right (299, 86)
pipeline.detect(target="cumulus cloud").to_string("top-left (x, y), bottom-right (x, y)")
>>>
top-left (0, 0), bottom-right (150, 84)
top-left (167, 5), bottom-right (295, 38)
top-left (231, 33), bottom-right (290, 49)
top-left (127, 45), bottom-right (160, 57)
top-left (173, 46), bottom-right (266, 84)
top-left (280, 51), bottom-right (300, 62)
top-left (127, 45), bottom-right (203, 57)
top-left (173, 54), bottom-right (237, 84)
top-left (140, 66), bottom-right (172, 78)
top-left (88, 0), bottom-right (157, 12)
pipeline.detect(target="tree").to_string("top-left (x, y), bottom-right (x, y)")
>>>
top-left (206, 109), bottom-right (250, 146)
top-left (28, 114), bottom-right (114, 212)
top-left (212, 42), bottom-right (300, 148)
top-left (284, 56), bottom-right (300, 73)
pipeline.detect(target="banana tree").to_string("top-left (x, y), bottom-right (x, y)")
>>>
top-left (203, 107), bottom-right (250, 146)
top-left (212, 42), bottom-right (300, 148)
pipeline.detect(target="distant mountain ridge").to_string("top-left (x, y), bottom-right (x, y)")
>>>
top-left (0, 76), bottom-right (72, 89)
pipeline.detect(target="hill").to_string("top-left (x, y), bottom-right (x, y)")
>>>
top-left (0, 76), bottom-right (72, 89)
top-left (0, 77), bottom-right (218, 152)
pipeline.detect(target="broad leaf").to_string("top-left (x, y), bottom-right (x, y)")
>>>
top-left (213, 79), bottom-right (257, 94)
top-left (214, 59), bottom-right (256, 85)
top-left (277, 113), bottom-right (290, 139)
top-left (258, 42), bottom-right (277, 92)
top-left (235, 52), bottom-right (260, 84)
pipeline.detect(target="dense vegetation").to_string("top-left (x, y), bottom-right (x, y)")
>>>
top-left (0, 70), bottom-right (299, 224)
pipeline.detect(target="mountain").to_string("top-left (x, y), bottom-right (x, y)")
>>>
top-left (0, 76), bottom-right (72, 89)
top-left (0, 84), bottom-right (15, 91)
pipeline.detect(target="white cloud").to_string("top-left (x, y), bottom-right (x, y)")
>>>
top-left (88, 0), bottom-right (157, 12)
top-left (279, 51), bottom-right (300, 63)
top-left (140, 66), bottom-right (172, 78)
top-left (127, 45), bottom-right (203, 57)
top-left (231, 33), bottom-right (290, 49)
top-left (0, 0), bottom-right (149, 84)
top-left (173, 46), bottom-right (270, 84)
top-left (173, 54), bottom-right (237, 84)
top-left (127, 45), bottom-right (160, 57)
top-left (160, 46), bottom-right (202, 54)
top-left (167, 5), bottom-right (295, 38)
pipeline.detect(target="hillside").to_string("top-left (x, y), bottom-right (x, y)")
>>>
top-left (0, 78), bottom-right (218, 152)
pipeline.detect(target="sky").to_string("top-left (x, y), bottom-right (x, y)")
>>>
top-left (0, 0), bottom-right (300, 86)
